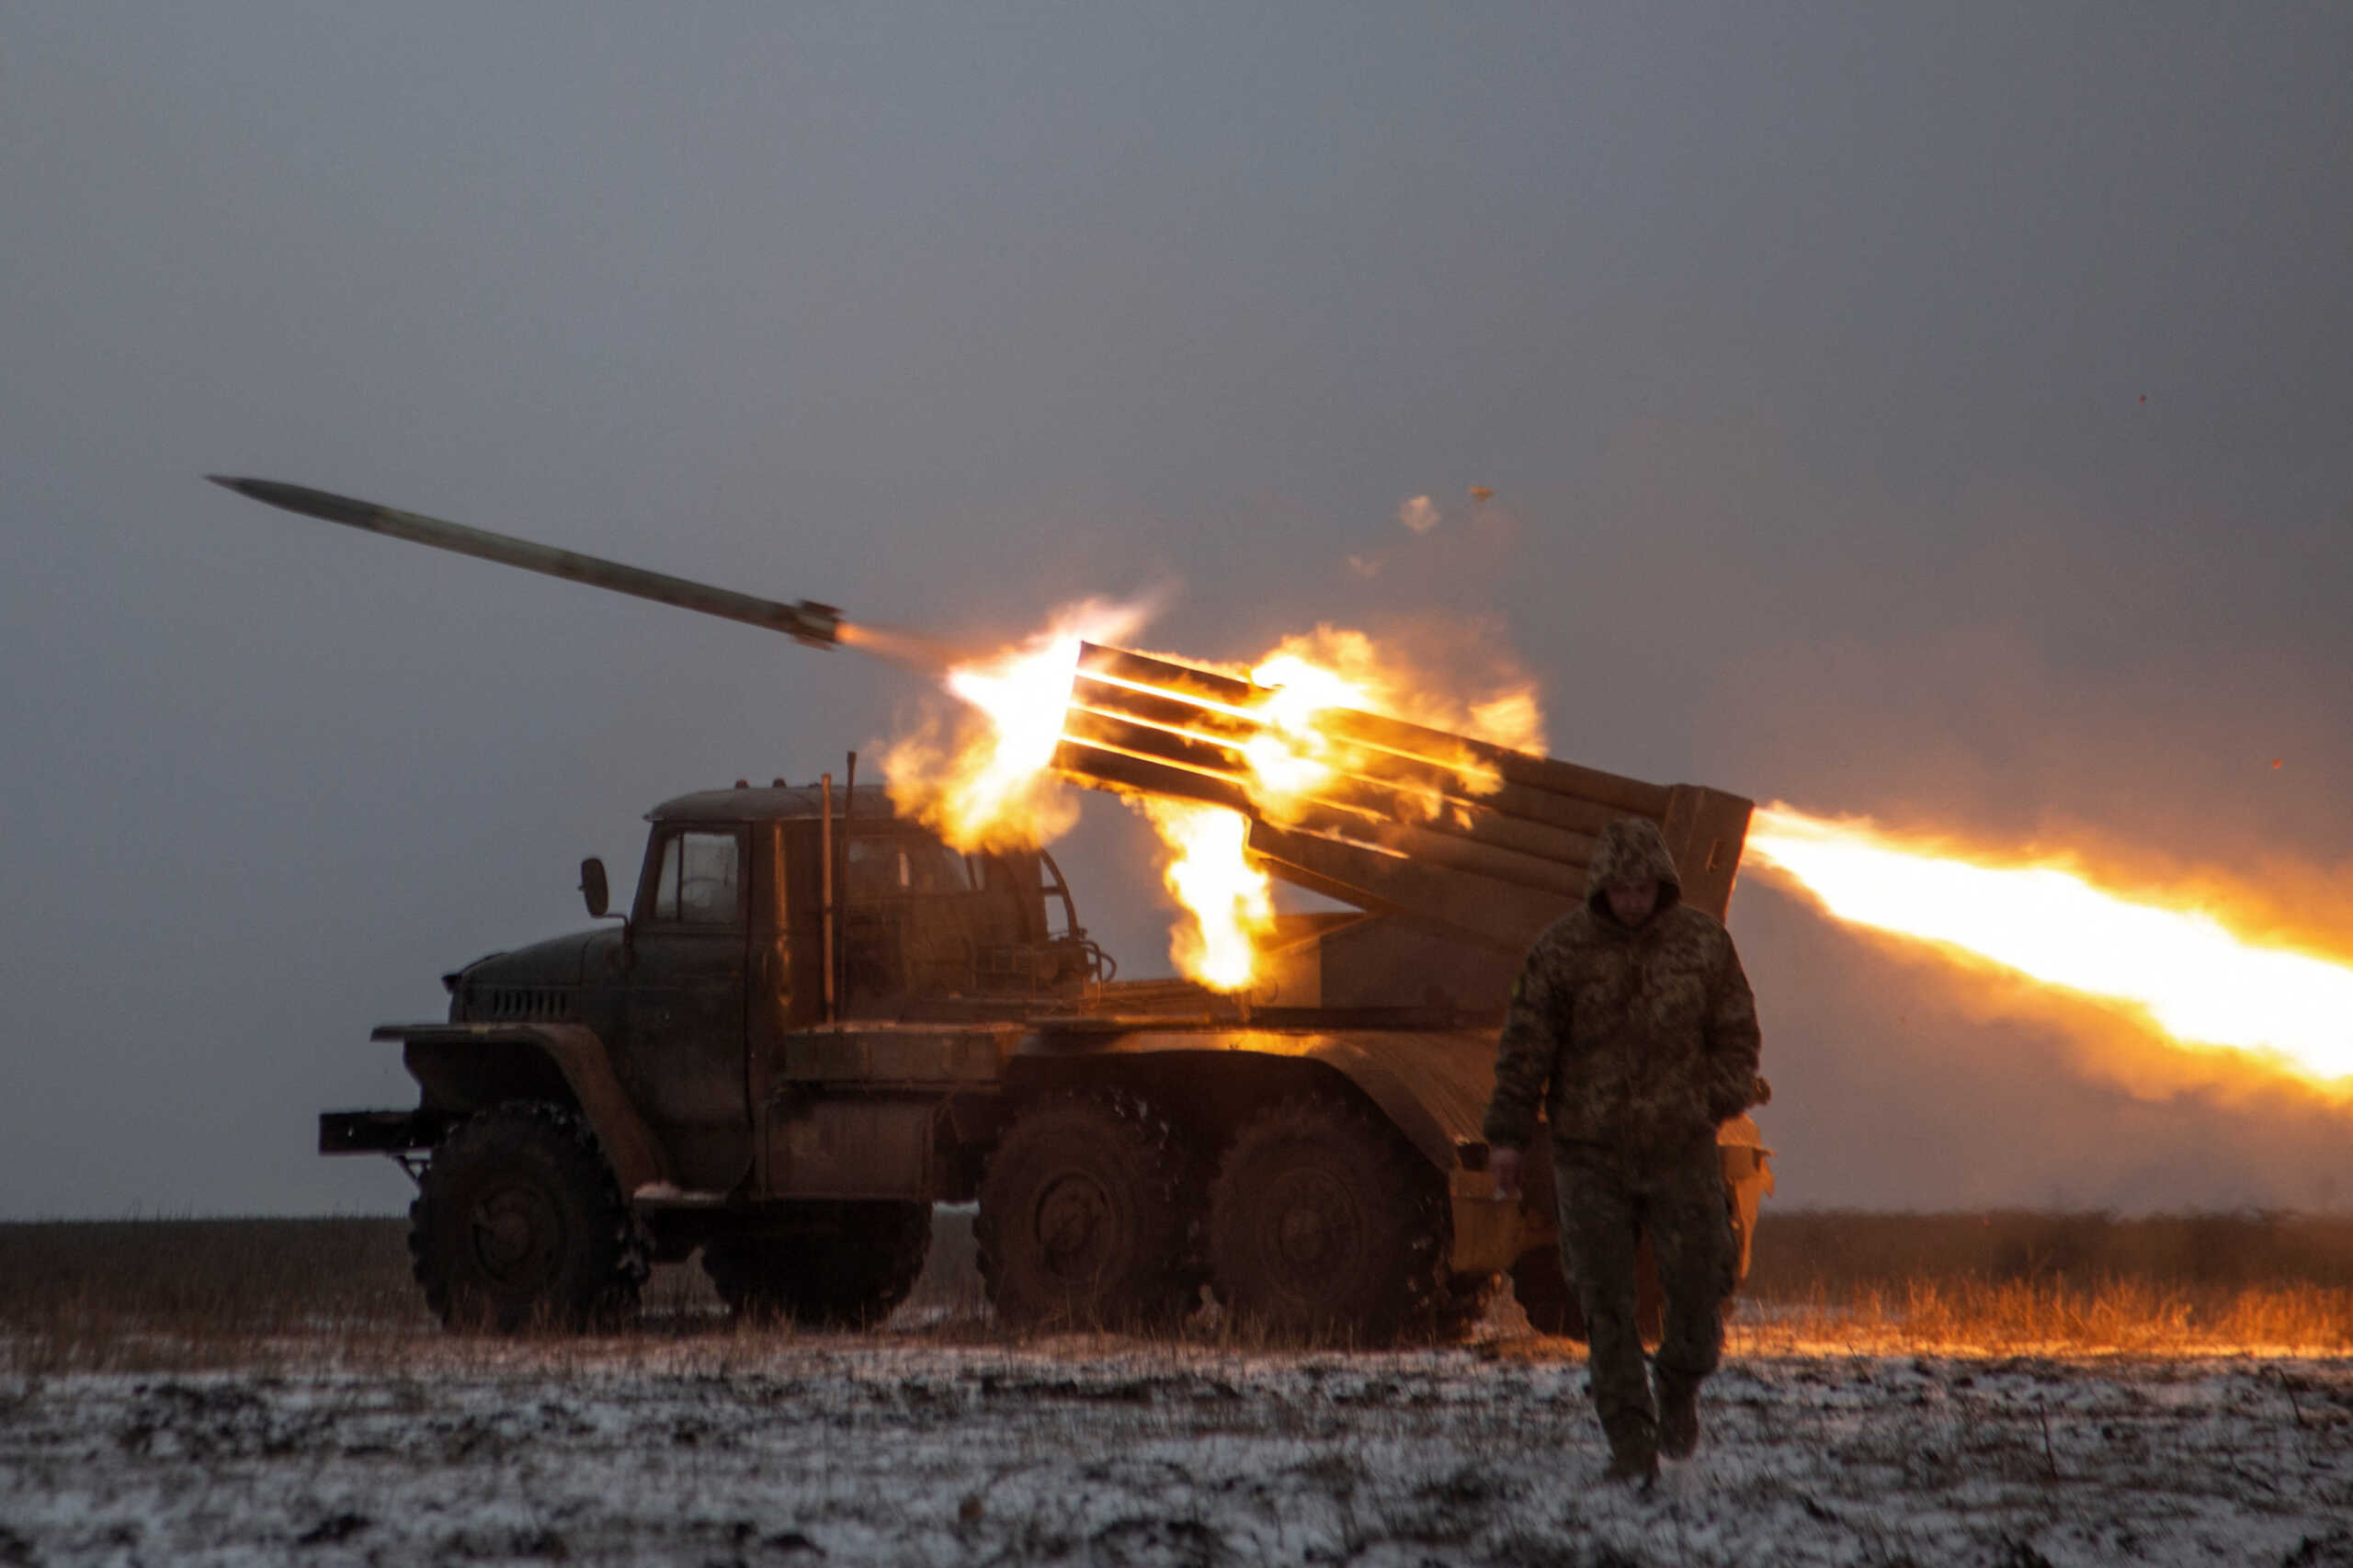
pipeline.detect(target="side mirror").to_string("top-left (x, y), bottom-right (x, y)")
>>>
top-left (579, 857), bottom-right (610, 920)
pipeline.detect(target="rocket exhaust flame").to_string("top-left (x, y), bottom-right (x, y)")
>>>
top-left (1136, 798), bottom-right (1277, 992)
top-left (891, 617), bottom-right (1548, 993)
top-left (879, 599), bottom-right (1152, 851)
top-left (1746, 804), bottom-right (2353, 1085)
top-left (835, 620), bottom-right (970, 673)
top-left (1047, 641), bottom-right (1566, 988)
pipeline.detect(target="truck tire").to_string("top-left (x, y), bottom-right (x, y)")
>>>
top-left (409, 1101), bottom-right (647, 1333)
top-left (1208, 1097), bottom-right (1449, 1343)
top-left (701, 1201), bottom-right (933, 1328)
top-left (976, 1092), bottom-right (1198, 1331)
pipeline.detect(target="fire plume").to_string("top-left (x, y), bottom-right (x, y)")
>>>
top-left (1746, 804), bottom-right (2353, 1085)
top-left (879, 598), bottom-right (1148, 850)
top-left (1135, 798), bottom-right (1277, 992)
top-left (885, 607), bottom-right (1543, 992)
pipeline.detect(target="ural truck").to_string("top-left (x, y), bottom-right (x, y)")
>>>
top-left (218, 477), bottom-right (1772, 1340)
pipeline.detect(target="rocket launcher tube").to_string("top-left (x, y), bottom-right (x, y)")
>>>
top-left (207, 476), bottom-right (842, 648)
top-left (1055, 641), bottom-right (1753, 950)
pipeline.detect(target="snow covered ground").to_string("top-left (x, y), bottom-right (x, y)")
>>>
top-left (3, 1331), bottom-right (2348, 1566)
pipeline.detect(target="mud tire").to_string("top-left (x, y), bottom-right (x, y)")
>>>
top-left (409, 1101), bottom-right (647, 1333)
top-left (1208, 1097), bottom-right (1449, 1344)
top-left (702, 1202), bottom-right (934, 1328)
top-left (976, 1092), bottom-right (1198, 1331)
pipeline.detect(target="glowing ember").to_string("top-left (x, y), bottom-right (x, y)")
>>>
top-left (1747, 803), bottom-right (2353, 1084)
top-left (1135, 798), bottom-right (1276, 991)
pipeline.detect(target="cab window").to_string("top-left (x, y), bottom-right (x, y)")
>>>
top-left (650, 830), bottom-right (743, 926)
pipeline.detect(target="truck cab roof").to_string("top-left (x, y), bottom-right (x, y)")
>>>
top-left (646, 781), bottom-right (903, 825)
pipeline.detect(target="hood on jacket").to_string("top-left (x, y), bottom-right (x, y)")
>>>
top-left (1585, 816), bottom-right (1683, 918)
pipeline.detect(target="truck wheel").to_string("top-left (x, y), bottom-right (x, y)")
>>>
top-left (976, 1092), bottom-right (1198, 1331)
top-left (1208, 1097), bottom-right (1449, 1343)
top-left (702, 1202), bottom-right (934, 1328)
top-left (409, 1101), bottom-right (647, 1333)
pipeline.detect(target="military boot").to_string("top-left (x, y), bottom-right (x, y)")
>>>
top-left (1655, 1369), bottom-right (1701, 1460)
top-left (1601, 1414), bottom-right (1658, 1486)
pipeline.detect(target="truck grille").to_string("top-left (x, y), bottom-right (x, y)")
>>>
top-left (469, 987), bottom-right (574, 1022)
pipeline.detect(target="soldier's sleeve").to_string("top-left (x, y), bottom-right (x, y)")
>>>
top-left (1702, 933), bottom-right (1763, 1123)
top-left (1483, 934), bottom-right (1567, 1150)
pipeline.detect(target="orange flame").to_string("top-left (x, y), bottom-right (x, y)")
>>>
top-left (1746, 803), bottom-right (2353, 1085)
top-left (881, 598), bottom-right (1148, 850)
top-left (1135, 798), bottom-right (1276, 991)
top-left (1256, 626), bottom-right (1546, 756)
top-left (1244, 628), bottom-right (1542, 810)
top-left (887, 609), bottom-right (1543, 992)
top-left (1120, 633), bottom-right (1540, 986)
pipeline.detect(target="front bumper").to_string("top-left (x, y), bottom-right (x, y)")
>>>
top-left (318, 1108), bottom-right (444, 1155)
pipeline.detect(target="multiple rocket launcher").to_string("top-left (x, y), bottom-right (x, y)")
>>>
top-left (1054, 643), bottom-right (1752, 953)
top-left (209, 476), bottom-right (1754, 954)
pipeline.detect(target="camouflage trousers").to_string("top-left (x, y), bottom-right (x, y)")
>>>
top-left (1552, 1138), bottom-right (1735, 1454)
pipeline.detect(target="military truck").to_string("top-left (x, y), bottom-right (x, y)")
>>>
top-left (218, 477), bottom-right (1772, 1340)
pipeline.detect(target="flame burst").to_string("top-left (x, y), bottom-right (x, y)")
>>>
top-left (881, 598), bottom-right (1148, 849)
top-left (1105, 631), bottom-right (1540, 984)
top-left (1256, 627), bottom-right (1546, 756)
top-left (887, 608), bottom-right (1541, 992)
top-left (1136, 798), bottom-right (1277, 991)
top-left (1747, 803), bottom-right (2353, 1085)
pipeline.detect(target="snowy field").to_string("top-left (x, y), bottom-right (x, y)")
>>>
top-left (4, 1332), bottom-right (2349, 1567)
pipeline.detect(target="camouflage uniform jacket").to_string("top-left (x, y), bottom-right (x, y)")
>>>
top-left (1483, 816), bottom-right (1761, 1156)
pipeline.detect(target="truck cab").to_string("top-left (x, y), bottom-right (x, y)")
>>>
top-left (328, 781), bottom-right (1108, 1329)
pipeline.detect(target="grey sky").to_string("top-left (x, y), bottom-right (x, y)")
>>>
top-left (4, 4), bottom-right (2348, 1217)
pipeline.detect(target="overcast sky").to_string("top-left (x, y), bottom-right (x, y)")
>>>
top-left (5, 4), bottom-right (2349, 1219)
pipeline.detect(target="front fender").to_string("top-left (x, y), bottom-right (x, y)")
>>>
top-left (379, 1021), bottom-right (671, 1196)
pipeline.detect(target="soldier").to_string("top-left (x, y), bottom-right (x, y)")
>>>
top-left (1483, 816), bottom-right (1762, 1483)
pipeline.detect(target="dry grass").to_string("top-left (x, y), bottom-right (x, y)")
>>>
top-left (1735, 1210), bottom-right (2353, 1354)
top-left (0, 1211), bottom-right (996, 1373)
top-left (4, 1209), bottom-right (2350, 1371)
top-left (1748, 1209), bottom-right (2353, 1293)
top-left (0, 1217), bottom-right (426, 1371)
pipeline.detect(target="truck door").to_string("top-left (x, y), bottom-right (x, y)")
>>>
top-left (746, 821), bottom-right (794, 1094)
top-left (624, 824), bottom-right (753, 1191)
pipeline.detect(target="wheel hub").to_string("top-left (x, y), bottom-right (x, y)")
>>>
top-left (470, 1177), bottom-right (562, 1289)
top-left (1265, 1169), bottom-right (1359, 1278)
top-left (1034, 1171), bottom-right (1114, 1279)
